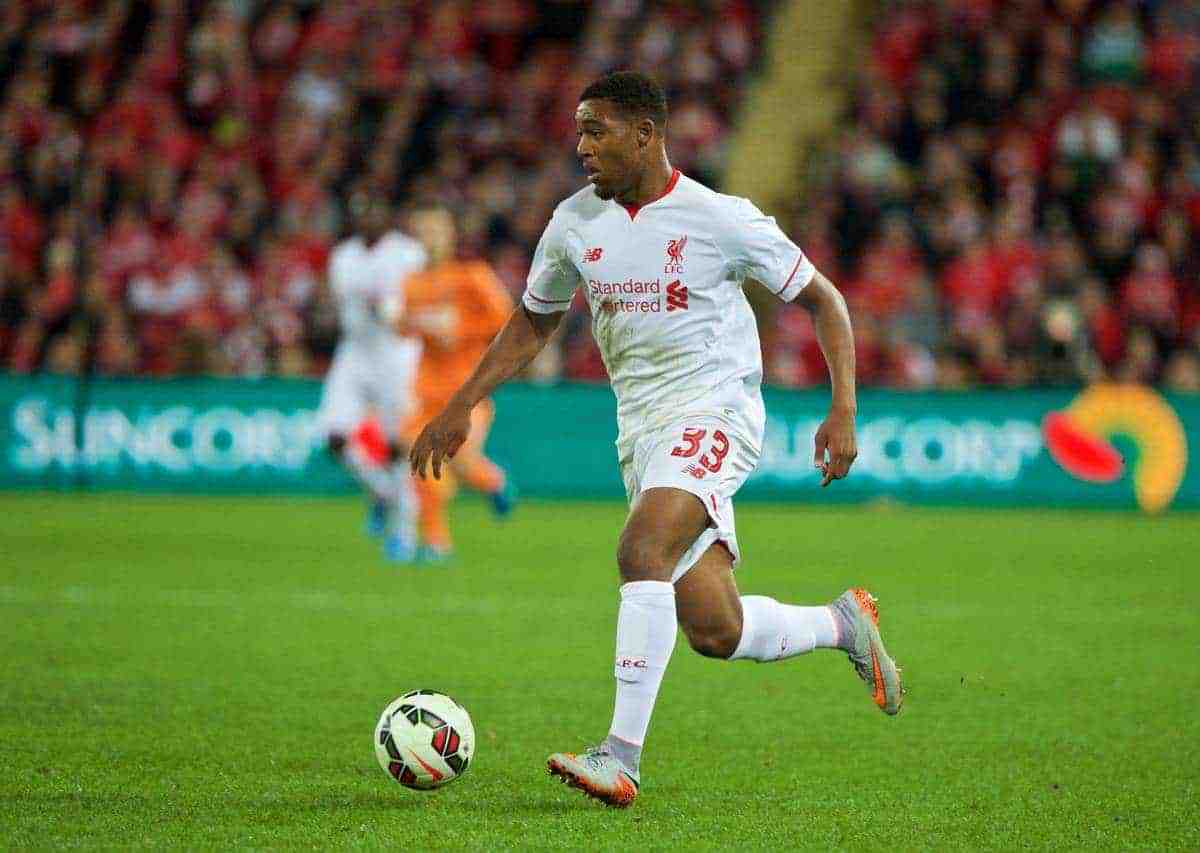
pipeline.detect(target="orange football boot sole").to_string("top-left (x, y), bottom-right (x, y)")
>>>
top-left (547, 754), bottom-right (638, 808)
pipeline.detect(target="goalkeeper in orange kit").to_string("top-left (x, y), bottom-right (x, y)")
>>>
top-left (400, 204), bottom-right (517, 560)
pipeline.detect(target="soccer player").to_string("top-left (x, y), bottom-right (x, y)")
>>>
top-left (318, 193), bottom-right (425, 561)
top-left (400, 204), bottom-right (518, 560)
top-left (410, 72), bottom-right (903, 806)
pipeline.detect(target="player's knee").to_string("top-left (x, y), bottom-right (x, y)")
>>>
top-left (684, 620), bottom-right (742, 660)
top-left (615, 534), bottom-right (675, 583)
top-left (327, 434), bottom-right (347, 456)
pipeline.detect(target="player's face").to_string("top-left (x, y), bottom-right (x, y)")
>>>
top-left (575, 99), bottom-right (649, 201)
top-left (356, 199), bottom-right (391, 241)
top-left (410, 208), bottom-right (456, 264)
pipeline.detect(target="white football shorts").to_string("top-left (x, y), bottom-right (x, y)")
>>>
top-left (620, 418), bottom-right (760, 583)
top-left (317, 338), bottom-right (420, 441)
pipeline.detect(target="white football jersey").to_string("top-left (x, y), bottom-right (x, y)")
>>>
top-left (329, 231), bottom-right (426, 343)
top-left (523, 171), bottom-right (814, 457)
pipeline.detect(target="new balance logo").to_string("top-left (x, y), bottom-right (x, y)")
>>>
top-left (684, 464), bottom-right (707, 479)
top-left (664, 235), bottom-right (687, 273)
top-left (666, 279), bottom-right (688, 312)
top-left (583, 247), bottom-right (603, 263)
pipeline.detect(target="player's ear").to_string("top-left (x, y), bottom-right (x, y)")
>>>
top-left (636, 117), bottom-right (655, 148)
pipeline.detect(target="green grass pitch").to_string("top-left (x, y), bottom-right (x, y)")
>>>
top-left (1, 493), bottom-right (1197, 848)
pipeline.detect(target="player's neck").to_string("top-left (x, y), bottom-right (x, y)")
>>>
top-left (617, 154), bottom-right (675, 207)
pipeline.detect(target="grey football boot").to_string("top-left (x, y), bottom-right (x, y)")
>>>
top-left (831, 588), bottom-right (904, 715)
top-left (547, 744), bottom-right (639, 807)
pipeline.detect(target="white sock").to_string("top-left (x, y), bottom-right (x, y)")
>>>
top-left (729, 596), bottom-right (839, 662)
top-left (345, 446), bottom-right (395, 504)
top-left (606, 580), bottom-right (676, 775)
top-left (389, 464), bottom-right (418, 546)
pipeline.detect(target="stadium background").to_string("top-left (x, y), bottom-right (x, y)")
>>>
top-left (0, 0), bottom-right (1197, 510)
top-left (2, 1), bottom-right (1199, 848)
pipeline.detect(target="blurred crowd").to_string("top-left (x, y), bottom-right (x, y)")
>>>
top-left (770, 0), bottom-right (1200, 391)
top-left (1, 0), bottom-right (1197, 392)
top-left (0, 0), bottom-right (767, 378)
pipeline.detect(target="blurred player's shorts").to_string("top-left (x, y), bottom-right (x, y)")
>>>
top-left (317, 339), bottom-right (420, 440)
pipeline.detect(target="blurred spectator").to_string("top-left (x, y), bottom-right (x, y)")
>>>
top-left (0, 0), bottom-right (769, 378)
top-left (1164, 349), bottom-right (1200, 393)
top-left (0, 0), bottom-right (1196, 393)
top-left (770, 0), bottom-right (1200, 390)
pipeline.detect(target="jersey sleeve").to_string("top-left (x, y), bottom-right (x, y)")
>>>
top-left (721, 198), bottom-right (815, 302)
top-left (522, 209), bottom-right (581, 314)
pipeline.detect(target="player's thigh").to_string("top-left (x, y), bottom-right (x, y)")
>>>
top-left (318, 348), bottom-right (369, 437)
top-left (622, 420), bottom-right (757, 582)
top-left (617, 486), bottom-right (711, 581)
top-left (674, 542), bottom-right (743, 657)
top-left (371, 343), bottom-right (421, 438)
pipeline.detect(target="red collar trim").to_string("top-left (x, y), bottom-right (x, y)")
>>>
top-left (620, 169), bottom-right (681, 220)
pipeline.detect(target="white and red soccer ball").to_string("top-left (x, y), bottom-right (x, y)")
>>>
top-left (374, 690), bottom-right (475, 790)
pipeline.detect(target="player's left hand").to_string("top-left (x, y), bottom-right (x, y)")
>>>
top-left (813, 406), bottom-right (857, 487)
top-left (409, 403), bottom-right (471, 480)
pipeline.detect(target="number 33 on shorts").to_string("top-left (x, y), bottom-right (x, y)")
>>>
top-left (670, 427), bottom-right (731, 475)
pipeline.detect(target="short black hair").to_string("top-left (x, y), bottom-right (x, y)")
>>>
top-left (579, 71), bottom-right (668, 127)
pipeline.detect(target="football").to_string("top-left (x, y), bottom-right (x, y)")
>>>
top-left (374, 690), bottom-right (475, 790)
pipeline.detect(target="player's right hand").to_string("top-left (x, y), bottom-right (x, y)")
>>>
top-left (409, 404), bottom-right (471, 480)
top-left (813, 406), bottom-right (857, 487)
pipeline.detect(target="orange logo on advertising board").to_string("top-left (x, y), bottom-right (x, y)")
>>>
top-left (1042, 384), bottom-right (1187, 513)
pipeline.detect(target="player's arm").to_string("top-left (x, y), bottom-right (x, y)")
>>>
top-left (794, 270), bottom-right (857, 487)
top-left (409, 304), bottom-right (564, 479)
top-left (721, 196), bottom-right (859, 486)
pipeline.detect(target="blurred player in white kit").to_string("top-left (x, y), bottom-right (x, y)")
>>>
top-left (318, 193), bottom-right (425, 561)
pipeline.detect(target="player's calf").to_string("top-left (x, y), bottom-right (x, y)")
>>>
top-left (709, 589), bottom-right (904, 714)
top-left (724, 595), bottom-right (842, 661)
top-left (680, 615), bottom-right (742, 659)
